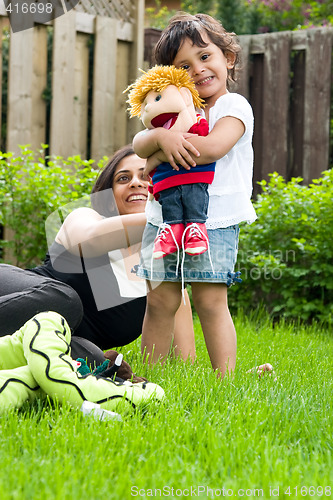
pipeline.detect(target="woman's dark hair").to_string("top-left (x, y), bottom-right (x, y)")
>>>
top-left (153, 12), bottom-right (241, 84)
top-left (91, 144), bottom-right (135, 216)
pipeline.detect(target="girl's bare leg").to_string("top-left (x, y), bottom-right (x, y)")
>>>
top-left (141, 281), bottom-right (182, 363)
top-left (191, 282), bottom-right (236, 378)
top-left (172, 288), bottom-right (196, 361)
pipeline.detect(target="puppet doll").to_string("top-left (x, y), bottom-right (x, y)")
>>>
top-left (126, 65), bottom-right (215, 259)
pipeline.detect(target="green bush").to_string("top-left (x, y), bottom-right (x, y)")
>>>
top-left (251, 0), bottom-right (333, 33)
top-left (146, 1), bottom-right (333, 33)
top-left (229, 170), bottom-right (333, 323)
top-left (0, 146), bottom-right (104, 268)
top-left (2, 149), bottom-right (332, 323)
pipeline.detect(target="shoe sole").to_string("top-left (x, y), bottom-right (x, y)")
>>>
top-left (185, 247), bottom-right (208, 255)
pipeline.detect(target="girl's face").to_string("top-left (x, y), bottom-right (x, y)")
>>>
top-left (173, 33), bottom-right (235, 107)
top-left (112, 154), bottom-right (148, 215)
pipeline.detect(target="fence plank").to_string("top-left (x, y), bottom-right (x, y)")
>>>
top-left (31, 25), bottom-right (47, 150)
top-left (250, 54), bottom-right (264, 194)
top-left (261, 32), bottom-right (291, 181)
top-left (90, 16), bottom-right (118, 161)
top-left (231, 35), bottom-right (251, 99)
top-left (73, 32), bottom-right (90, 158)
top-left (7, 28), bottom-right (34, 153)
top-left (7, 25), bottom-right (47, 154)
top-left (115, 41), bottom-right (131, 152)
top-left (50, 10), bottom-right (76, 157)
top-left (303, 29), bottom-right (333, 183)
top-left (0, 18), bottom-right (4, 146)
top-left (289, 50), bottom-right (305, 179)
top-left (127, 0), bottom-right (145, 142)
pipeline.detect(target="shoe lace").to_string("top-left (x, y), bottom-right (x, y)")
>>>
top-left (150, 223), bottom-right (215, 305)
top-left (187, 225), bottom-right (202, 238)
top-left (150, 223), bottom-right (181, 282)
top-left (180, 224), bottom-right (215, 301)
top-left (158, 225), bottom-right (172, 241)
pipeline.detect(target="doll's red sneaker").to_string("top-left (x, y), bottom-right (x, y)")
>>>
top-left (153, 223), bottom-right (185, 259)
top-left (183, 222), bottom-right (209, 255)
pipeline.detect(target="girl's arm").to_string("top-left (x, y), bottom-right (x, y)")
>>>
top-left (133, 128), bottom-right (200, 170)
top-left (187, 116), bottom-right (245, 164)
top-left (56, 207), bottom-right (146, 258)
top-left (143, 117), bottom-right (245, 177)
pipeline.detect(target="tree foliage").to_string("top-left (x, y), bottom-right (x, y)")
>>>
top-left (146, 0), bottom-right (333, 33)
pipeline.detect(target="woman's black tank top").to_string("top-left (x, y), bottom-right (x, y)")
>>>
top-left (32, 242), bottom-right (146, 349)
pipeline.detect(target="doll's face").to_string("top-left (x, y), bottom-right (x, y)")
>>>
top-left (141, 85), bottom-right (190, 130)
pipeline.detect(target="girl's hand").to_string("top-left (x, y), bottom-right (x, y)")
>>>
top-left (156, 129), bottom-right (200, 170)
top-left (143, 139), bottom-right (198, 178)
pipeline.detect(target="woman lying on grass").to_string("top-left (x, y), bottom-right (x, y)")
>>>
top-left (0, 145), bottom-right (195, 366)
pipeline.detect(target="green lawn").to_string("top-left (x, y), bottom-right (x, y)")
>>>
top-left (0, 311), bottom-right (332, 500)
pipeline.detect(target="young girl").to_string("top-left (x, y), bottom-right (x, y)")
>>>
top-left (133, 13), bottom-right (257, 378)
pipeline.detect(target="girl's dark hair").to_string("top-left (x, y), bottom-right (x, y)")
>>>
top-left (91, 144), bottom-right (135, 216)
top-left (153, 12), bottom-right (241, 84)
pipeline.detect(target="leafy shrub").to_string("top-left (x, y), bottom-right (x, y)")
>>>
top-left (247, 0), bottom-right (333, 33)
top-left (0, 146), bottom-right (105, 268)
top-left (229, 170), bottom-right (333, 323)
top-left (146, 1), bottom-right (332, 33)
top-left (2, 148), bottom-right (332, 323)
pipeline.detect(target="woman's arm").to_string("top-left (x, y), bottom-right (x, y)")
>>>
top-left (56, 207), bottom-right (146, 257)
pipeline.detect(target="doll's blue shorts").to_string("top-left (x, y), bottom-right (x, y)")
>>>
top-left (136, 223), bottom-right (241, 285)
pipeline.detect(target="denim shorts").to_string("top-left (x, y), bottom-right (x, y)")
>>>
top-left (136, 223), bottom-right (241, 285)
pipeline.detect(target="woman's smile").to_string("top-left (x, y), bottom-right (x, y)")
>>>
top-left (126, 193), bottom-right (148, 203)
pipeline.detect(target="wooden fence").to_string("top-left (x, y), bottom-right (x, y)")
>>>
top-left (145, 27), bottom-right (333, 191)
top-left (1, 6), bottom-right (332, 184)
top-left (0, 0), bottom-right (145, 161)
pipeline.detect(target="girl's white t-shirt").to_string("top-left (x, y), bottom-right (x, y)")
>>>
top-left (145, 92), bottom-right (257, 229)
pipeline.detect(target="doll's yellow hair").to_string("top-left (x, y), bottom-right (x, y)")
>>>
top-left (125, 65), bottom-right (205, 117)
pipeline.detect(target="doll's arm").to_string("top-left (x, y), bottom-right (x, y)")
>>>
top-left (133, 128), bottom-right (200, 170)
top-left (133, 128), bottom-right (165, 158)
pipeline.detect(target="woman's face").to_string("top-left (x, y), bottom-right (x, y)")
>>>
top-left (112, 154), bottom-right (148, 215)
